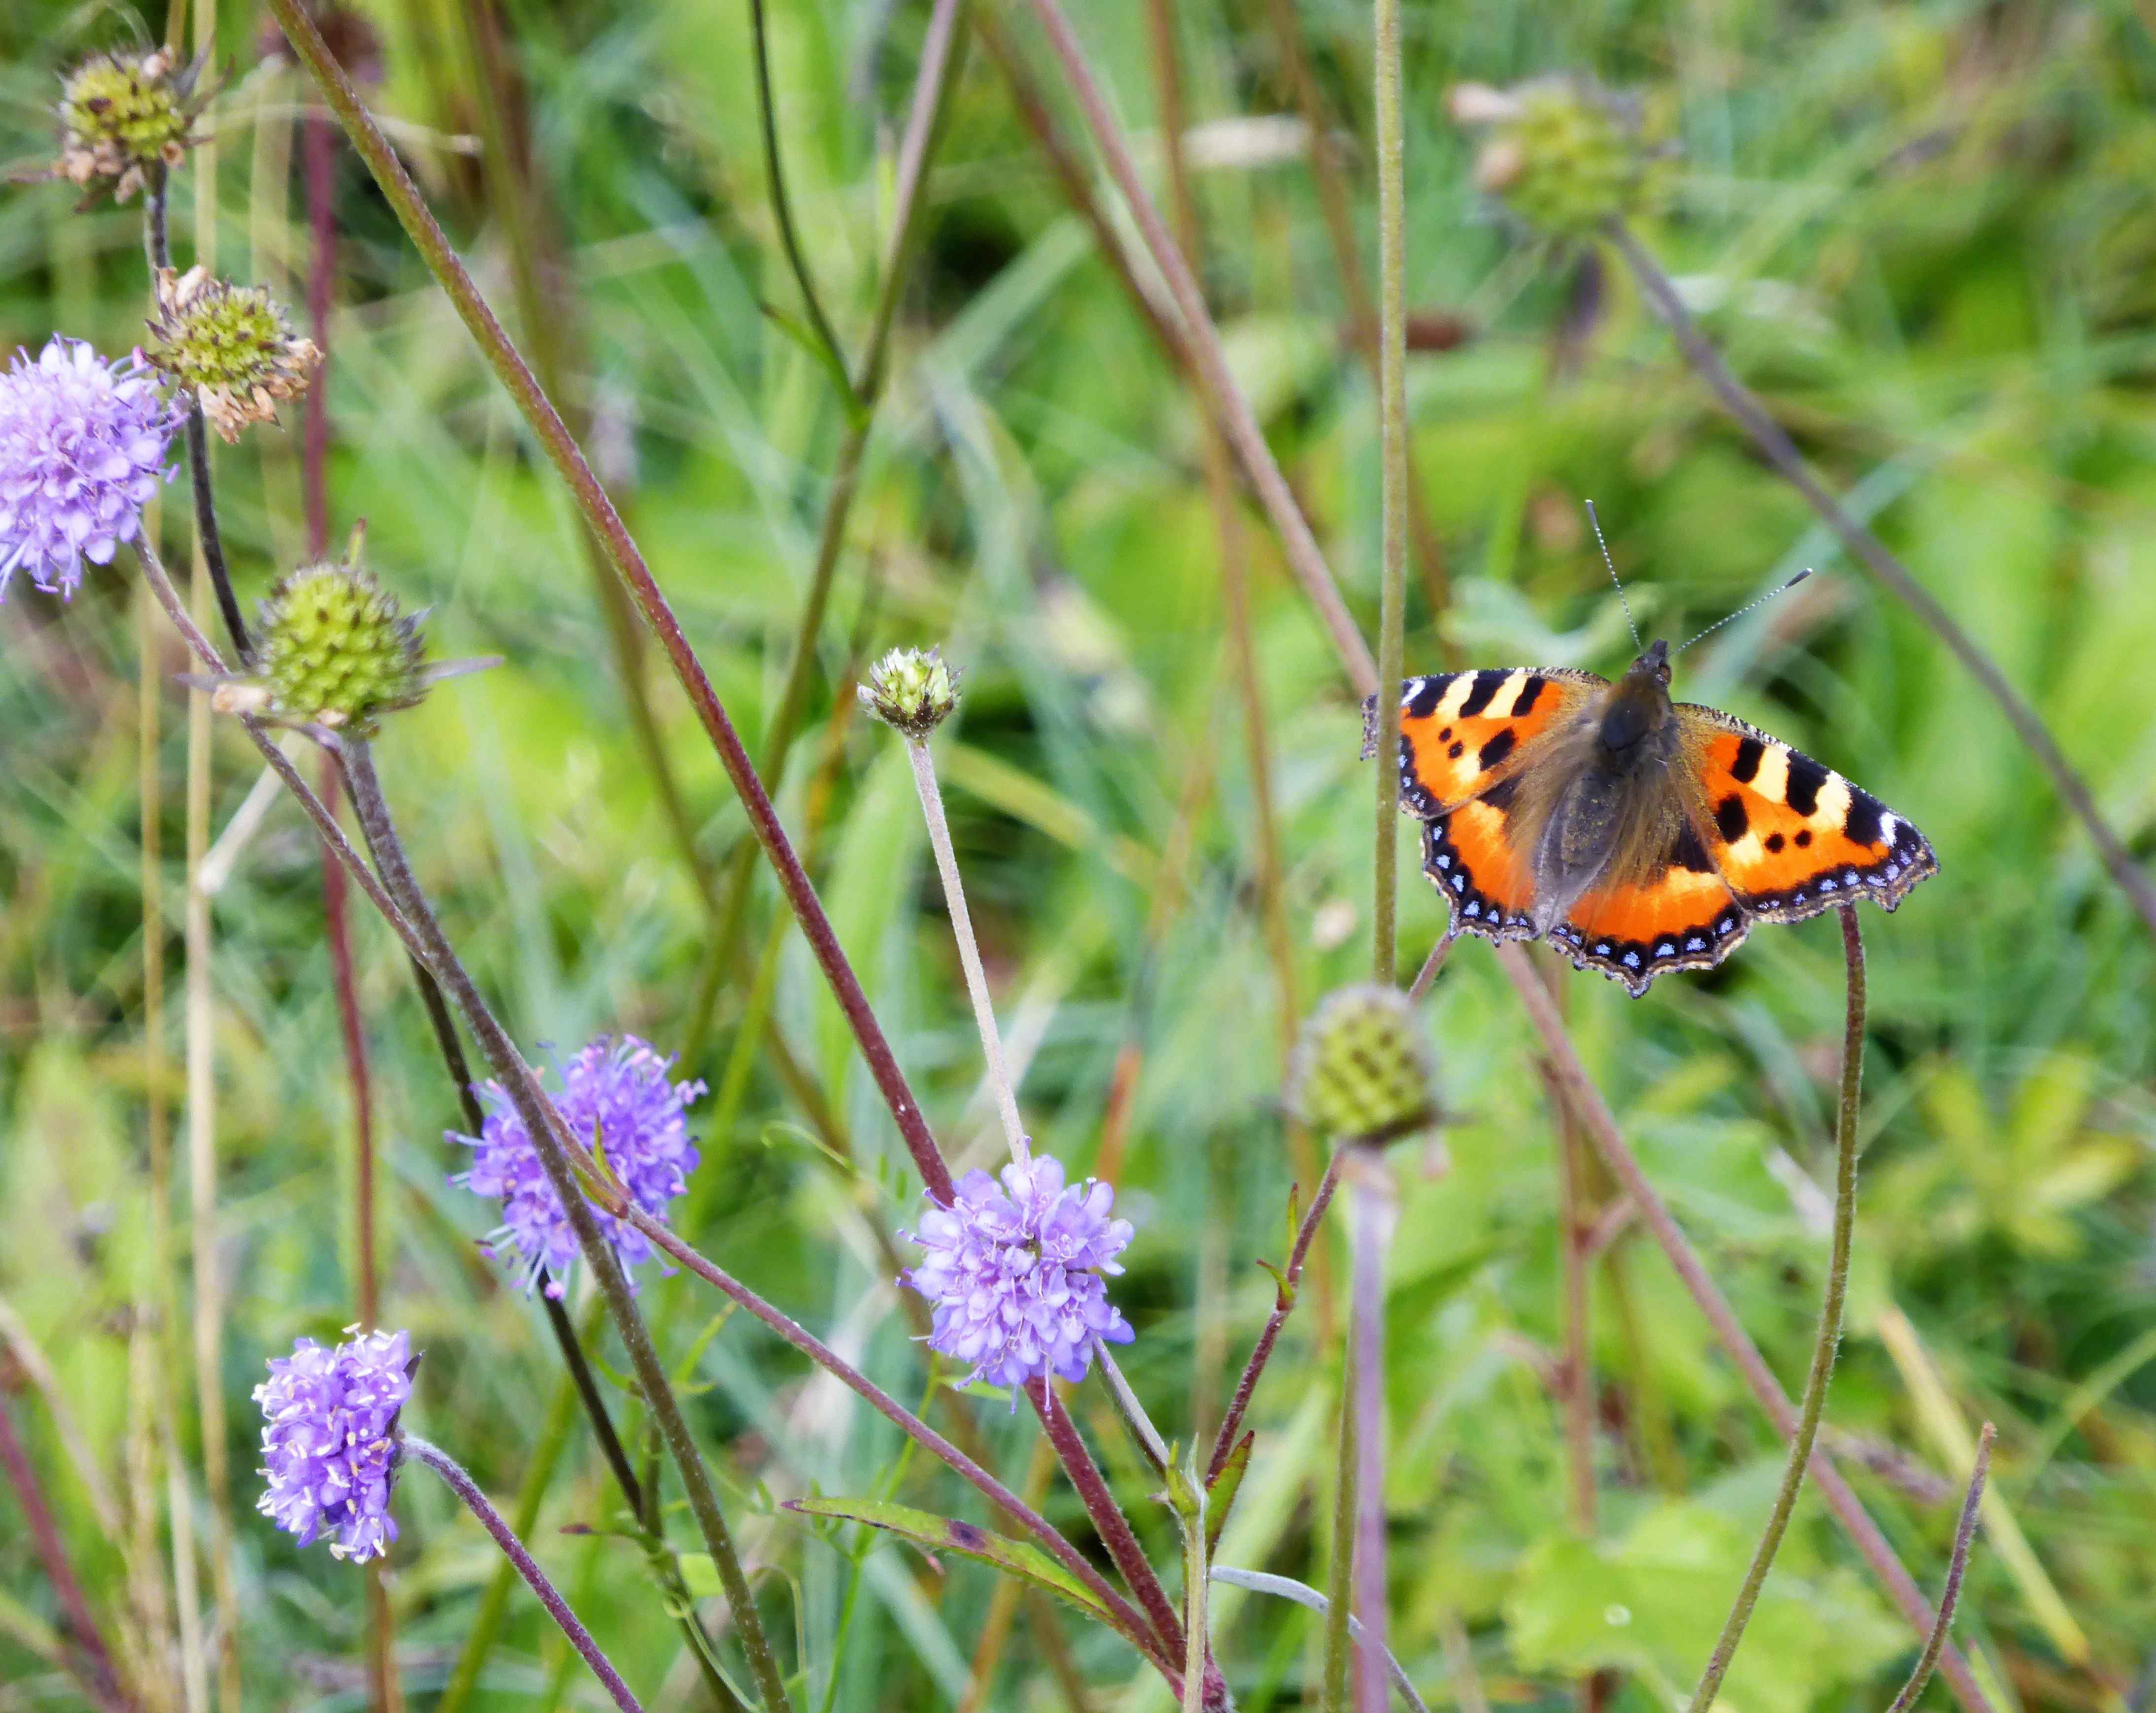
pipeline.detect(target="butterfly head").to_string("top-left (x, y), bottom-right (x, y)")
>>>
top-left (1600, 639), bottom-right (1674, 755)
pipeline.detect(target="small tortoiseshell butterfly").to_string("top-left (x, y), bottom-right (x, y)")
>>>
top-left (1368, 528), bottom-right (1938, 996)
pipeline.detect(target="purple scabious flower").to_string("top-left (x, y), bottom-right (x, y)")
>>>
top-left (451, 1035), bottom-right (705, 1299)
top-left (0, 337), bottom-right (175, 601)
top-left (253, 1327), bottom-right (412, 1563)
top-left (903, 1153), bottom-right (1135, 1394)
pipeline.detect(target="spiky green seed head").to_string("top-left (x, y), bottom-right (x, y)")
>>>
top-left (250, 561), bottom-right (426, 737)
top-left (859, 646), bottom-right (959, 740)
top-left (1447, 76), bottom-right (1669, 239)
top-left (1287, 985), bottom-right (1437, 1145)
top-left (56, 49), bottom-right (203, 202)
top-left (145, 268), bottom-right (320, 442)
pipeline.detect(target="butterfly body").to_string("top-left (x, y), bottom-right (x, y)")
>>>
top-left (1370, 645), bottom-right (1938, 995)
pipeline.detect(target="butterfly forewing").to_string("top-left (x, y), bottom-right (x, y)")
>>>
top-left (1676, 707), bottom-right (1938, 922)
top-left (1382, 667), bottom-right (1605, 818)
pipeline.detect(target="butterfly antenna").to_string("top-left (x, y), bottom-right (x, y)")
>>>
top-left (1673, 569), bottom-right (1814, 655)
top-left (1584, 500), bottom-right (1641, 650)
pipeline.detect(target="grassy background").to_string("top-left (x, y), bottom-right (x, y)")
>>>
top-left (3, 0), bottom-right (2155, 1707)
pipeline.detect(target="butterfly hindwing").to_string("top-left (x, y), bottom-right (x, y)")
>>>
top-left (1374, 668), bottom-right (1604, 818)
top-left (1549, 822), bottom-right (1750, 996)
top-left (1677, 707), bottom-right (1938, 922)
top-left (1422, 779), bottom-right (1539, 942)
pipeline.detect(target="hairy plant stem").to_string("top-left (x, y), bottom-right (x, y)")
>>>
top-left (435, 1364), bottom-right (581, 1713)
top-left (905, 738), bottom-right (1026, 1157)
top-left (1609, 221), bottom-right (2156, 945)
top-left (1495, 941), bottom-right (1993, 1713)
top-left (1685, 906), bottom-right (1866, 1707)
top-left (1886, 1425), bottom-right (1993, 1713)
top-left (1346, 1155), bottom-right (1397, 1713)
top-left (1207, 1149), bottom-right (1345, 1484)
top-left (337, 741), bottom-right (794, 1713)
top-left (143, 170), bottom-right (249, 660)
top-left (404, 1436), bottom-right (645, 1713)
top-left (747, 0), bottom-right (854, 402)
top-left (1023, 0), bottom-right (1378, 698)
top-left (0, 1399), bottom-right (133, 1713)
top-left (1321, 1331), bottom-right (1356, 1713)
top-left (1369, 0), bottom-right (1409, 986)
top-left (605, 1213), bottom-right (1174, 1679)
top-left (261, 0), bottom-right (960, 1205)
top-left (134, 544), bottom-right (1164, 1691)
top-left (1259, 0), bottom-right (1451, 626)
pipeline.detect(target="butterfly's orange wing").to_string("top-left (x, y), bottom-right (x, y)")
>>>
top-left (1676, 707), bottom-right (1938, 921)
top-left (1547, 822), bottom-right (1751, 996)
top-left (1373, 670), bottom-right (1602, 945)
top-left (1373, 668), bottom-right (1604, 818)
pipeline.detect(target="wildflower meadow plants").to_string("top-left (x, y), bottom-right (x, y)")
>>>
top-left (30, 0), bottom-right (2156, 1709)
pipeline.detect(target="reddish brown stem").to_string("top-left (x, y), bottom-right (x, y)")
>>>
top-left (0, 1398), bottom-right (134, 1713)
top-left (1207, 1149), bottom-right (1345, 1484)
top-left (262, 0), bottom-right (956, 1204)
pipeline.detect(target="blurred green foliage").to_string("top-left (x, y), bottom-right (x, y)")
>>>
top-left (2, 0), bottom-right (2154, 1707)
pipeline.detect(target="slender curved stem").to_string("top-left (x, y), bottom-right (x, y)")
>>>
top-left (906, 738), bottom-right (1025, 1157)
top-left (573, 1203), bottom-right (1175, 1680)
top-left (1348, 1157), bottom-right (1398, 1713)
top-left (262, 0), bottom-right (957, 1203)
top-left (143, 170), bottom-right (249, 660)
top-left (1496, 941), bottom-right (1993, 1712)
top-left (339, 742), bottom-right (795, 1713)
top-left (1685, 902), bottom-right (1862, 1707)
top-left (1608, 221), bottom-right (2156, 945)
top-left (404, 1437), bottom-right (644, 1713)
top-left (748, 0), bottom-right (854, 403)
top-left (1369, 0), bottom-right (1409, 987)
top-left (1207, 1149), bottom-right (1345, 1484)
top-left (1885, 1424), bottom-right (1993, 1713)
top-left (1321, 1330), bottom-right (1356, 1713)
top-left (0, 1399), bottom-right (133, 1713)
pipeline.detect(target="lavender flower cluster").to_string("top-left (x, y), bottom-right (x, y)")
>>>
top-left (453, 1035), bottom-right (705, 1298)
top-left (253, 1328), bottom-right (413, 1563)
top-left (904, 1153), bottom-right (1135, 1393)
top-left (0, 337), bottom-right (173, 601)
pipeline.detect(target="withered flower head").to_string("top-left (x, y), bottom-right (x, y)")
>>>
top-left (53, 48), bottom-right (210, 203)
top-left (145, 267), bottom-right (321, 442)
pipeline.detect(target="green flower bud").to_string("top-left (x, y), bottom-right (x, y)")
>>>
top-left (1447, 76), bottom-right (1669, 239)
top-left (1287, 985), bottom-right (1437, 1145)
top-left (248, 558), bottom-right (427, 737)
top-left (859, 646), bottom-right (959, 740)
top-left (146, 268), bottom-right (322, 443)
top-left (55, 48), bottom-right (206, 203)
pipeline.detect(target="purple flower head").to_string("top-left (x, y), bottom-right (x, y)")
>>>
top-left (451, 1035), bottom-right (705, 1299)
top-left (0, 338), bottom-right (175, 601)
top-left (254, 1327), bottom-right (412, 1563)
top-left (902, 1152), bottom-right (1135, 1396)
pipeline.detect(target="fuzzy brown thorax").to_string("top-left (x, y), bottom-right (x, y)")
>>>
top-left (1521, 640), bottom-right (1685, 932)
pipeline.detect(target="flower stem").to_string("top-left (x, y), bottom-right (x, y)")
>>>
top-left (1685, 904), bottom-right (1865, 1709)
top-left (338, 741), bottom-right (796, 1713)
top-left (1207, 1149), bottom-right (1345, 1485)
top-left (1885, 1424), bottom-right (1993, 1713)
top-left (404, 1436), bottom-right (645, 1713)
top-left (1495, 941), bottom-right (1989, 1713)
top-left (1608, 219), bottom-right (2156, 946)
top-left (906, 738), bottom-right (1026, 1158)
top-left (1369, 0), bottom-right (1409, 987)
top-left (0, 1398), bottom-right (134, 1713)
top-left (1320, 1334), bottom-right (1356, 1713)
top-left (1347, 1156), bottom-right (1398, 1713)
top-left (261, 0), bottom-right (960, 1205)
